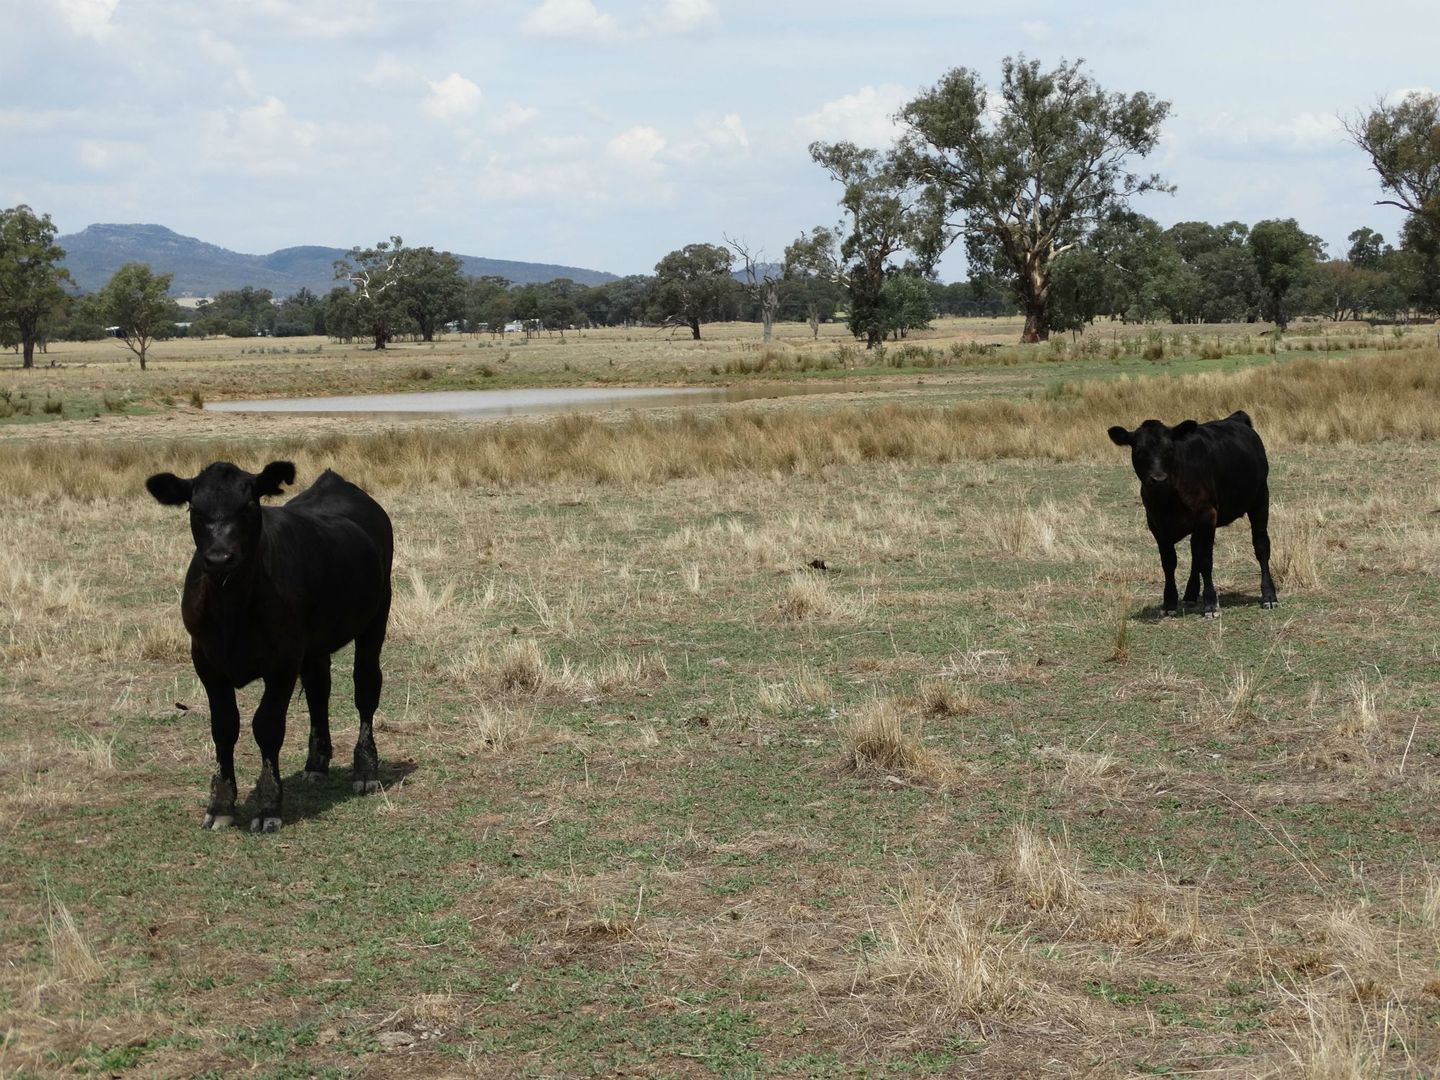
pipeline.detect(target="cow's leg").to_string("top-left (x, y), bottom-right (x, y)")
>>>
top-left (249, 670), bottom-right (298, 833)
top-left (1193, 523), bottom-right (1220, 617)
top-left (1182, 536), bottom-right (1203, 612)
top-left (351, 602), bottom-right (389, 795)
top-left (1251, 486), bottom-right (1278, 609)
top-left (196, 654), bottom-right (240, 830)
top-left (1157, 538), bottom-right (1180, 616)
top-left (300, 653), bottom-right (333, 780)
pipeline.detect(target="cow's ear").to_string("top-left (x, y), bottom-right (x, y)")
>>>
top-left (1172, 420), bottom-right (1200, 439)
top-left (255, 461), bottom-right (296, 498)
top-left (146, 472), bottom-right (193, 506)
top-left (1107, 425), bottom-right (1133, 446)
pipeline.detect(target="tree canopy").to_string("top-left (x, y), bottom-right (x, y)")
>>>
top-left (651, 243), bottom-right (734, 339)
top-left (98, 263), bottom-right (175, 370)
top-left (0, 205), bottom-right (73, 368)
top-left (897, 56), bottom-right (1172, 342)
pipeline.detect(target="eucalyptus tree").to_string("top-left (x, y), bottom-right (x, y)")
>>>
top-left (897, 56), bottom-right (1171, 342)
top-left (651, 243), bottom-right (734, 339)
top-left (1346, 92), bottom-right (1440, 231)
top-left (0, 205), bottom-right (72, 368)
top-left (98, 263), bottom-right (174, 370)
top-left (1247, 219), bottom-right (1324, 331)
top-left (783, 226), bottom-right (844, 340)
top-left (397, 247), bottom-right (466, 341)
top-left (333, 236), bottom-right (411, 349)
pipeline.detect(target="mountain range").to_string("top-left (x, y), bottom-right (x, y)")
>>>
top-left (55, 224), bottom-right (619, 296)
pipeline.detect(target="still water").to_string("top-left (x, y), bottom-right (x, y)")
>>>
top-left (205, 383), bottom-right (854, 420)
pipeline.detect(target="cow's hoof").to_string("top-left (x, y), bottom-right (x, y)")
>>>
top-left (1162, 608), bottom-right (1180, 618)
top-left (302, 770), bottom-right (328, 783)
top-left (353, 779), bottom-right (383, 794)
top-left (202, 813), bottom-right (233, 830)
top-left (1260, 600), bottom-right (1278, 609)
top-left (1203, 610), bottom-right (1221, 619)
top-left (250, 816), bottom-right (282, 833)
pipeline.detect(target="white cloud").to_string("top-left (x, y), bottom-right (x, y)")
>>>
top-left (364, 54), bottom-right (422, 89)
top-left (224, 0), bottom-right (390, 40)
top-left (53, 0), bottom-right (118, 40)
top-left (76, 138), bottom-right (143, 171)
top-left (671, 113), bottom-right (749, 165)
top-left (424, 73), bottom-right (484, 121)
top-left (197, 31), bottom-right (256, 97)
top-left (1020, 18), bottom-right (1049, 40)
top-left (520, 0), bottom-right (619, 41)
top-left (798, 84), bottom-right (908, 146)
top-left (489, 102), bottom-right (540, 135)
top-left (199, 97), bottom-right (320, 176)
top-left (656, 0), bottom-right (717, 33)
top-left (1196, 110), bottom-right (1346, 155)
top-left (607, 125), bottom-right (667, 169)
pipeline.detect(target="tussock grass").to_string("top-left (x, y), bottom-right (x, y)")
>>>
top-left (996, 824), bottom-right (1089, 913)
top-left (390, 567), bottom-right (458, 639)
top-left (881, 881), bottom-right (1035, 1022)
top-left (838, 698), bottom-right (951, 787)
top-left (45, 889), bottom-right (104, 984)
top-left (494, 638), bottom-right (554, 694)
top-left (758, 665), bottom-right (834, 714)
top-left (773, 571), bottom-right (870, 622)
top-left (462, 705), bottom-right (546, 754)
top-left (586, 651), bottom-right (667, 696)
top-left (1273, 507), bottom-right (1327, 590)
top-left (1338, 676), bottom-right (1382, 739)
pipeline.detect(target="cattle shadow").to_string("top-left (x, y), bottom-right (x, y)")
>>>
top-left (1130, 590), bottom-right (1277, 620)
top-left (226, 757), bottom-right (419, 830)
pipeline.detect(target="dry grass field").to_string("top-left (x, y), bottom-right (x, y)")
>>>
top-left (3, 322), bottom-right (1440, 1077)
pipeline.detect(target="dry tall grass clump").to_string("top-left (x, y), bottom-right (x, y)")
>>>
top-left (7, 348), bottom-right (1440, 505)
top-left (585, 651), bottom-right (667, 696)
top-left (492, 638), bottom-right (551, 694)
top-left (838, 698), bottom-right (951, 787)
top-left (462, 705), bottom-right (547, 755)
top-left (1337, 676), bottom-right (1382, 740)
top-left (45, 890), bottom-right (104, 984)
top-left (774, 571), bottom-right (870, 622)
top-left (1272, 507), bottom-right (1327, 591)
top-left (881, 881), bottom-right (1036, 1022)
top-left (390, 567), bottom-right (458, 640)
top-left (996, 824), bottom-right (1089, 912)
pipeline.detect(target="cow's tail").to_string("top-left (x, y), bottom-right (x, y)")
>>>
top-left (1228, 409), bottom-right (1253, 428)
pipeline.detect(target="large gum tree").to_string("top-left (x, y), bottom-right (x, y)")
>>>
top-left (0, 205), bottom-right (72, 369)
top-left (898, 56), bottom-right (1171, 342)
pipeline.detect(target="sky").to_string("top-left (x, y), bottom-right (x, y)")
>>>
top-left (2, 0), bottom-right (1437, 283)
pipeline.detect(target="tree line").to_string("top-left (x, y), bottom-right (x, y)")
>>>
top-left (3, 58), bottom-right (1438, 365)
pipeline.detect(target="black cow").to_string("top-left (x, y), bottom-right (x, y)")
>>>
top-left (146, 461), bottom-right (393, 832)
top-left (1107, 410), bottom-right (1277, 617)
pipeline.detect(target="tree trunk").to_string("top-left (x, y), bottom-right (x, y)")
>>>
top-left (689, 317), bottom-right (701, 340)
top-left (1021, 304), bottom-right (1049, 343)
top-left (807, 306), bottom-right (820, 340)
top-left (22, 338), bottom-right (35, 369)
top-left (1018, 256), bottom-right (1051, 343)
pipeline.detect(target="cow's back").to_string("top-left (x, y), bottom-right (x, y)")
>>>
top-left (266, 470), bottom-right (393, 654)
top-left (1183, 415), bottom-right (1268, 527)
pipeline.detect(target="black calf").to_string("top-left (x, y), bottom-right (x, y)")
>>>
top-left (1108, 410), bottom-right (1278, 617)
top-left (147, 462), bottom-right (394, 831)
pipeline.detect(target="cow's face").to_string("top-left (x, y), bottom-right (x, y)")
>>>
top-left (1107, 420), bottom-right (1198, 487)
top-left (146, 461), bottom-right (295, 575)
